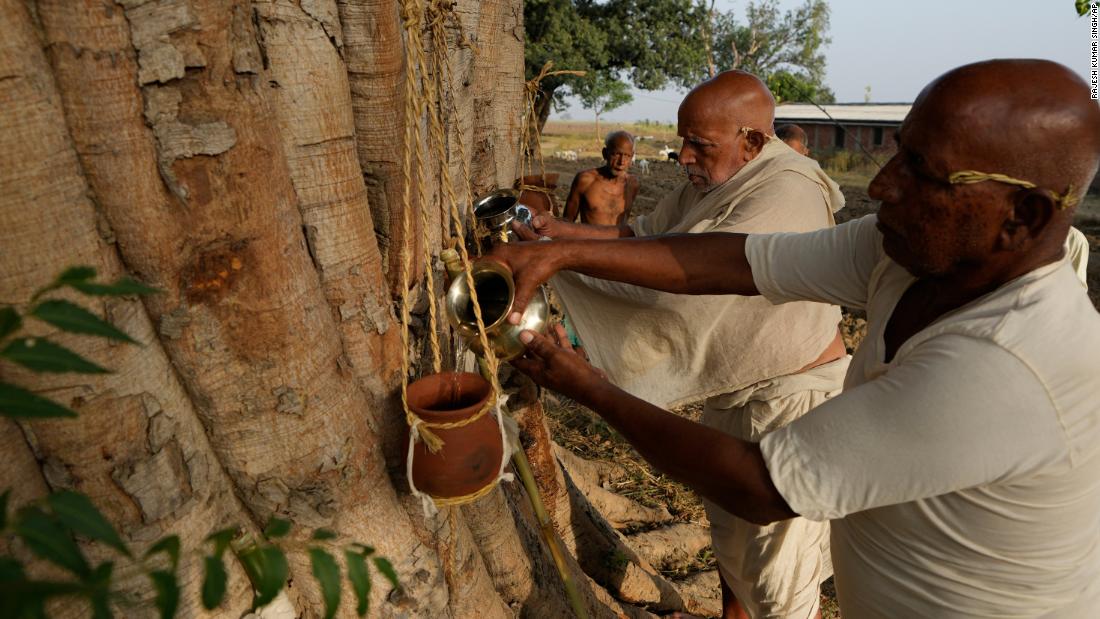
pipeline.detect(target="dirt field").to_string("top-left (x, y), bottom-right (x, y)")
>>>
top-left (535, 152), bottom-right (1100, 618)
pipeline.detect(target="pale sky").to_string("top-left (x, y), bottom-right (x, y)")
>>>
top-left (552, 0), bottom-right (1095, 122)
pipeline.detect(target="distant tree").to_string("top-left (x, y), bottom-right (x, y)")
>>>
top-left (524, 0), bottom-right (710, 132)
top-left (712, 0), bottom-right (835, 103)
top-left (574, 74), bottom-right (634, 142)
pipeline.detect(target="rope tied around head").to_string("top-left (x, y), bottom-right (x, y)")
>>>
top-left (947, 170), bottom-right (1079, 210)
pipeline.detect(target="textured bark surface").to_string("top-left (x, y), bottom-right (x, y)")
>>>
top-left (2, 1), bottom-right (257, 614)
top-left (1, 0), bottom-right (716, 616)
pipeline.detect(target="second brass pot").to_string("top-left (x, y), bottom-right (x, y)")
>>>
top-left (444, 261), bottom-right (548, 361)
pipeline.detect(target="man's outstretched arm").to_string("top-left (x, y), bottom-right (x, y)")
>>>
top-left (488, 232), bottom-right (759, 321)
top-left (512, 329), bottom-right (794, 525)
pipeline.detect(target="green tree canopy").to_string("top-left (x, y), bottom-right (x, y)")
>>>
top-left (711, 0), bottom-right (835, 103)
top-left (524, 0), bottom-right (709, 127)
top-left (573, 73), bottom-right (634, 140)
top-left (524, 0), bottom-right (835, 131)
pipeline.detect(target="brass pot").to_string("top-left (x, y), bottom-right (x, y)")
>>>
top-left (444, 260), bottom-right (549, 361)
top-left (405, 372), bottom-right (501, 499)
top-left (470, 189), bottom-right (532, 253)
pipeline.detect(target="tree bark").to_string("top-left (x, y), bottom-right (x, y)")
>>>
top-left (3, 1), bottom-right (258, 614)
top-left (1, 0), bottom-right (709, 617)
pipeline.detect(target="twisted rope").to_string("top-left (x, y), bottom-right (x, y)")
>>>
top-left (399, 0), bottom-right (511, 511)
top-left (948, 170), bottom-right (1078, 210)
top-left (518, 61), bottom-right (584, 213)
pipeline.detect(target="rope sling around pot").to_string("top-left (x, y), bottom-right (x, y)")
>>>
top-left (393, 6), bottom-right (593, 615)
top-left (396, 0), bottom-right (513, 515)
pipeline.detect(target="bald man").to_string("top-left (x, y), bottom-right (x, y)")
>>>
top-left (495, 59), bottom-right (1100, 618)
top-left (563, 130), bottom-right (640, 226)
top-left (520, 72), bottom-right (846, 619)
top-left (775, 124), bottom-right (810, 156)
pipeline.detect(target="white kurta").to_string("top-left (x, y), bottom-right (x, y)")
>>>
top-left (749, 215), bottom-right (1100, 618)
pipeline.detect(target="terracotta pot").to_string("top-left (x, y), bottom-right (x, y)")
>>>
top-left (406, 372), bottom-right (502, 499)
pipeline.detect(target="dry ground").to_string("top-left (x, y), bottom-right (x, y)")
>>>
top-left (533, 144), bottom-right (1100, 618)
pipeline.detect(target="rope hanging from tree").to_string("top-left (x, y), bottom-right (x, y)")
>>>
top-left (517, 62), bottom-right (585, 210)
top-left (397, 0), bottom-right (513, 513)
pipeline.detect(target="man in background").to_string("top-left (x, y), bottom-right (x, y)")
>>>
top-left (563, 130), bottom-right (640, 225)
top-left (776, 123), bottom-right (811, 156)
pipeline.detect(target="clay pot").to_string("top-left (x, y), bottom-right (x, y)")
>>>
top-left (406, 372), bottom-right (503, 499)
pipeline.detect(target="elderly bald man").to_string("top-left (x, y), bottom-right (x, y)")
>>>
top-left (495, 59), bottom-right (1100, 618)
top-left (520, 71), bottom-right (847, 619)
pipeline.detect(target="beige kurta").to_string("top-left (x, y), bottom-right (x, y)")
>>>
top-left (552, 140), bottom-right (847, 619)
top-left (751, 215), bottom-right (1100, 618)
top-left (553, 139), bottom-right (844, 408)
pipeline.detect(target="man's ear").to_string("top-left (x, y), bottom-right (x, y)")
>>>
top-left (601, 147), bottom-right (609, 161)
top-left (1001, 188), bottom-right (1056, 250)
top-left (743, 130), bottom-right (768, 160)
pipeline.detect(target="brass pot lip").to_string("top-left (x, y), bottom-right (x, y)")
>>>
top-left (445, 261), bottom-right (515, 332)
top-left (473, 189), bottom-right (521, 227)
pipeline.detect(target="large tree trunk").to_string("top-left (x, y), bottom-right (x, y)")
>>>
top-left (2, 1), bottom-right (708, 617)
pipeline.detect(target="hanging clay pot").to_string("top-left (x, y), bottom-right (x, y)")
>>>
top-left (406, 371), bottom-right (503, 500)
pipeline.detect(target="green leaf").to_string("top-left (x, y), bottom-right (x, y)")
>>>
top-left (149, 570), bottom-right (179, 619)
top-left (0, 557), bottom-right (24, 581)
top-left (237, 545), bottom-right (289, 609)
top-left (311, 528), bottom-right (337, 541)
top-left (349, 543), bottom-right (374, 556)
top-left (205, 527), bottom-right (238, 559)
top-left (145, 536), bottom-right (181, 571)
top-left (1077, 0), bottom-right (1091, 17)
top-left (201, 556), bottom-right (227, 610)
top-left (14, 506), bottom-right (90, 577)
top-left (31, 267), bottom-right (96, 301)
top-left (48, 491), bottom-right (131, 557)
top-left (344, 549), bottom-right (371, 616)
top-left (30, 300), bottom-right (137, 344)
top-left (0, 578), bottom-right (83, 619)
top-left (71, 278), bottom-right (160, 298)
top-left (372, 556), bottom-right (399, 591)
top-left (263, 517), bottom-right (291, 539)
top-left (0, 490), bottom-right (9, 530)
top-left (88, 561), bottom-right (114, 602)
top-left (57, 267), bottom-right (97, 285)
top-left (0, 382), bottom-right (77, 418)
top-left (88, 564), bottom-right (113, 619)
top-left (0, 307), bottom-right (20, 341)
top-left (1, 338), bottom-right (108, 374)
top-left (309, 548), bottom-right (341, 619)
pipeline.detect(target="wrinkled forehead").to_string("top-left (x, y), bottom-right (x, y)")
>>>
top-left (605, 136), bottom-right (634, 152)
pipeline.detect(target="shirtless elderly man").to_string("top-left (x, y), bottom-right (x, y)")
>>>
top-left (563, 130), bottom-right (640, 225)
top-left (497, 59), bottom-right (1100, 618)
top-left (522, 71), bottom-right (846, 619)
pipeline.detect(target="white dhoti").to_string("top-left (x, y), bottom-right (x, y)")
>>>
top-left (551, 140), bottom-right (848, 617)
top-left (702, 357), bottom-right (849, 619)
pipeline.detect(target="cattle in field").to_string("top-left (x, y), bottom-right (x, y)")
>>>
top-left (555, 149), bottom-right (578, 161)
